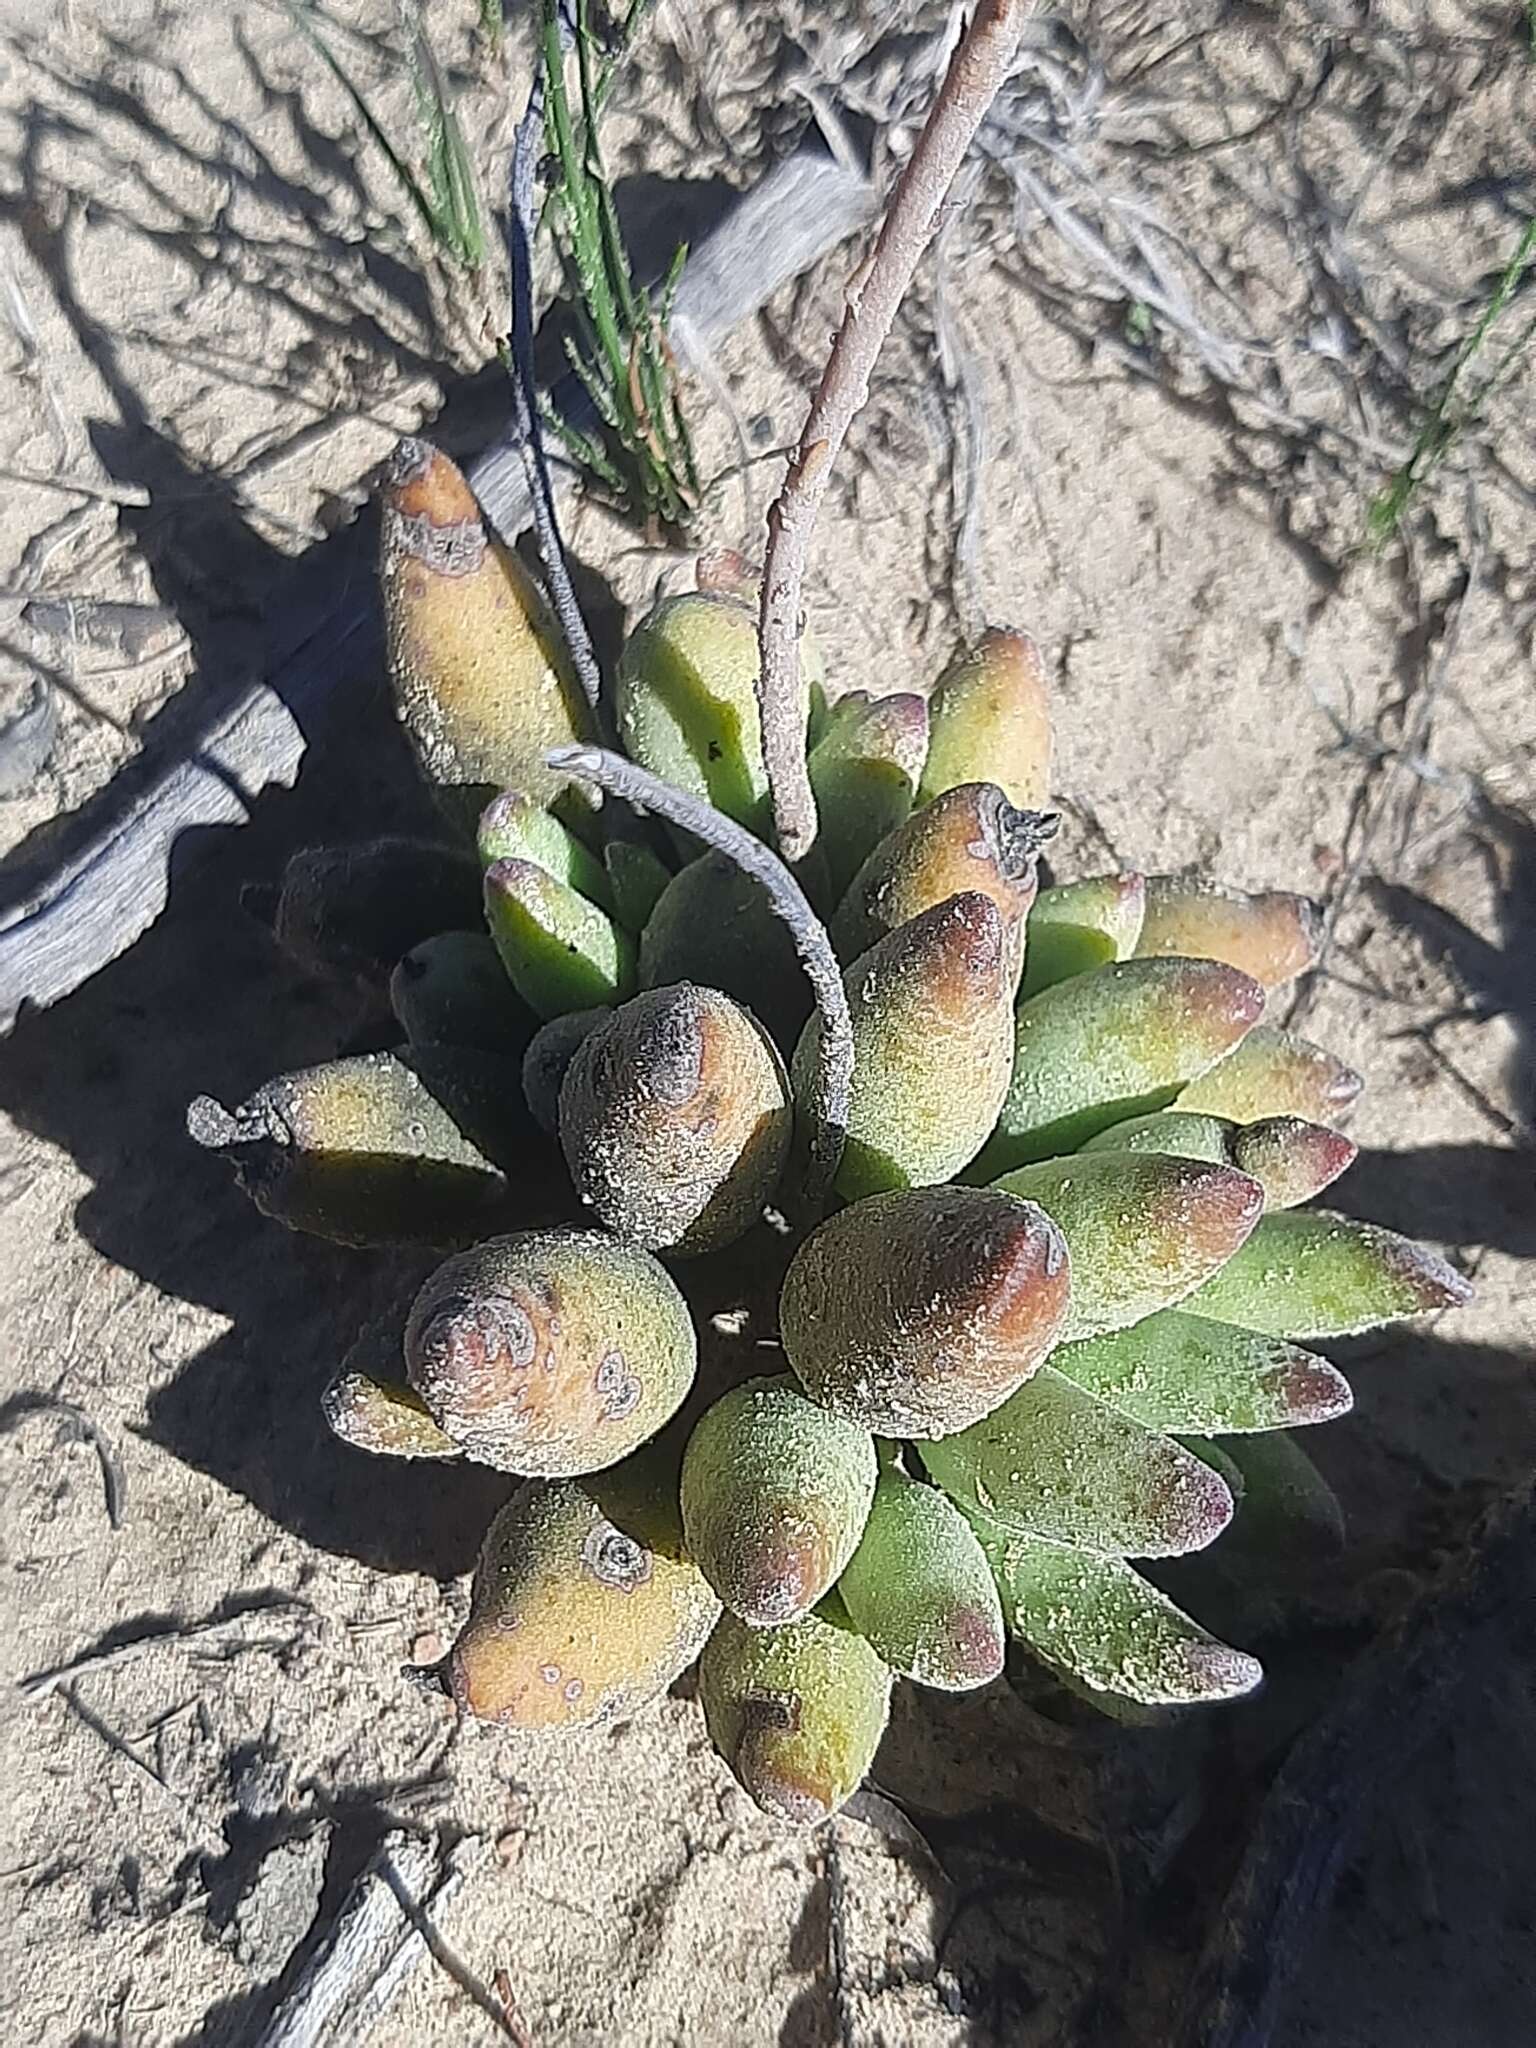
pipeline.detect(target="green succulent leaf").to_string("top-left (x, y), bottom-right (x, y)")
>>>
top-left (977, 956), bottom-right (1265, 1174)
top-left (1081, 1109), bottom-right (1358, 1211)
top-left (837, 1457), bottom-right (1005, 1690)
top-left (484, 857), bottom-right (637, 1019)
top-left (969, 1513), bottom-right (1262, 1705)
top-left (698, 1602), bottom-right (892, 1825)
top-left (477, 790), bottom-right (613, 908)
top-left (603, 839), bottom-right (673, 931)
top-left (1176, 1024), bottom-right (1362, 1125)
top-left (1051, 1309), bottom-right (1353, 1434)
top-left (990, 1151), bottom-right (1263, 1340)
top-left (919, 1365), bottom-right (1235, 1558)
top-left (681, 1377), bottom-right (878, 1628)
top-left (1134, 875), bottom-right (1322, 988)
top-left (1180, 1210), bottom-right (1472, 1337)
top-left (807, 690), bottom-right (928, 902)
top-left (1017, 871), bottom-right (1146, 1000)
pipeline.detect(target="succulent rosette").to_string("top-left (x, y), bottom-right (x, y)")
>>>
top-left (191, 442), bottom-right (1471, 1825)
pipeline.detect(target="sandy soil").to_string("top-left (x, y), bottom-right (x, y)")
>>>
top-left (1, 3), bottom-right (1533, 2044)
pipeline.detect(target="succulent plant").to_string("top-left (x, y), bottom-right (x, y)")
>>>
top-left (194, 441), bottom-right (1472, 1828)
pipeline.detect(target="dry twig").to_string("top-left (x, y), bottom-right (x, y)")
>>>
top-left (18, 1599), bottom-right (314, 1704)
top-left (757, 0), bottom-right (1031, 861)
top-left (255, 1831), bottom-right (492, 2048)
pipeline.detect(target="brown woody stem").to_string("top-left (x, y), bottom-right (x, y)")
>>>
top-left (756, 0), bottom-right (1029, 862)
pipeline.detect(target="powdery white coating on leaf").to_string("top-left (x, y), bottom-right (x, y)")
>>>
top-left (980, 956), bottom-right (1266, 1173)
top-left (1050, 1308), bottom-right (1353, 1434)
top-left (187, 1048), bottom-right (523, 1246)
top-left (697, 1605), bottom-right (892, 1824)
top-left (680, 1377), bottom-right (878, 1627)
top-left (484, 859), bottom-right (637, 1021)
top-left (449, 1476), bottom-right (721, 1731)
top-left (778, 1186), bottom-right (1069, 1438)
top-left (970, 1517), bottom-right (1262, 1705)
top-left (1134, 875), bottom-right (1323, 988)
top-left (1082, 1109), bottom-right (1358, 1210)
top-left (920, 1364), bottom-right (1235, 1558)
top-left (1180, 1209), bottom-right (1472, 1337)
top-left (559, 984), bottom-right (791, 1254)
top-left (990, 1151), bottom-right (1264, 1341)
top-left (1177, 1023), bottom-right (1363, 1124)
top-left (795, 891), bottom-right (1015, 1201)
top-left (836, 1463), bottom-right (1005, 1689)
top-left (405, 1230), bottom-right (696, 1477)
top-left (1017, 870), bottom-right (1147, 1000)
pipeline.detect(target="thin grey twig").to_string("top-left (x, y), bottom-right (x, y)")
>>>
top-left (546, 744), bottom-right (852, 1203)
top-left (757, 0), bottom-right (1031, 861)
top-left (504, 30), bottom-right (604, 719)
top-left (0, 1392), bottom-right (124, 1526)
top-left (18, 1600), bottom-right (315, 1703)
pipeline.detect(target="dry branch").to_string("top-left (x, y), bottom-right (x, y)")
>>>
top-left (756, 0), bottom-right (1030, 861)
top-left (255, 1831), bottom-right (488, 2048)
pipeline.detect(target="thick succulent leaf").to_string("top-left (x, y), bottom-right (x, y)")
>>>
top-left (976, 957), bottom-right (1265, 1174)
top-left (484, 857), bottom-right (636, 1020)
top-left (918, 628), bottom-right (1052, 810)
top-left (447, 1468), bottom-right (720, 1730)
top-left (831, 782), bottom-right (1052, 986)
top-left (1017, 872), bottom-right (1147, 1000)
top-left (521, 1007), bottom-right (610, 1134)
top-left (1135, 876), bottom-right (1322, 987)
top-left (477, 790), bottom-right (613, 908)
top-left (807, 690), bottom-right (929, 901)
top-left (270, 837), bottom-right (484, 992)
top-left (323, 1305), bottom-right (463, 1460)
top-left (990, 1152), bottom-right (1264, 1340)
top-left (1177, 1024), bottom-right (1362, 1125)
top-left (186, 1046), bottom-right (529, 1246)
top-left (615, 591), bottom-right (775, 827)
top-left (603, 839), bottom-right (673, 932)
top-left (390, 931), bottom-right (533, 1054)
top-left (968, 1514), bottom-right (1262, 1705)
top-left (795, 892), bottom-right (1016, 1200)
top-left (778, 1186), bottom-right (1069, 1438)
top-left (639, 852), bottom-right (808, 1054)
top-left (837, 1457), bottom-right (1005, 1690)
top-left (681, 1377), bottom-right (878, 1628)
top-left (1207, 1430), bottom-right (1346, 1559)
top-left (559, 985), bottom-right (791, 1255)
top-left (1051, 1309), bottom-right (1353, 1434)
top-left (405, 1229), bottom-right (697, 1476)
top-left (698, 1602), bottom-right (892, 1824)
top-left (920, 1365), bottom-right (1235, 1558)
top-left (1082, 1109), bottom-right (1357, 1210)
top-left (380, 439), bottom-right (593, 825)
top-left (1180, 1209), bottom-right (1472, 1337)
